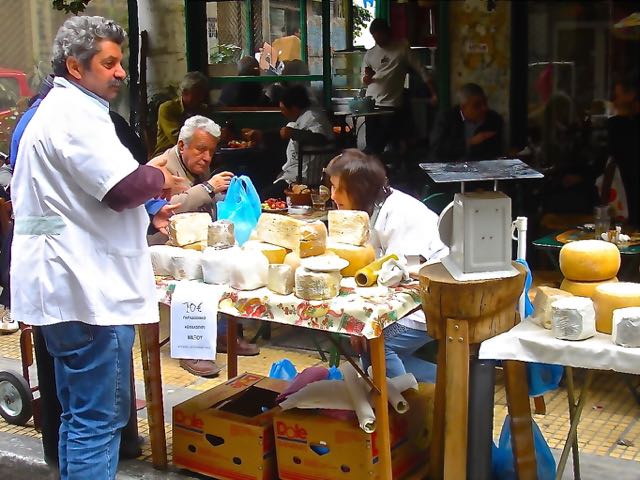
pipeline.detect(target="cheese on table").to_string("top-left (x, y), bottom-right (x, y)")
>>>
top-left (612, 307), bottom-right (640, 348)
top-left (551, 296), bottom-right (596, 341)
top-left (242, 240), bottom-right (289, 264)
top-left (168, 212), bottom-right (211, 247)
top-left (328, 210), bottom-right (370, 246)
top-left (284, 251), bottom-right (301, 272)
top-left (182, 240), bottom-right (207, 251)
top-left (229, 249), bottom-right (269, 290)
top-left (326, 241), bottom-right (376, 277)
top-left (294, 268), bottom-right (341, 300)
top-left (531, 286), bottom-right (573, 329)
top-left (201, 246), bottom-right (240, 285)
top-left (268, 264), bottom-right (295, 295)
top-left (560, 277), bottom-right (618, 298)
top-left (592, 282), bottom-right (640, 334)
top-left (255, 214), bottom-right (327, 258)
top-left (559, 240), bottom-right (621, 281)
top-left (149, 245), bottom-right (180, 276)
top-left (208, 220), bottom-right (235, 248)
top-left (169, 248), bottom-right (203, 280)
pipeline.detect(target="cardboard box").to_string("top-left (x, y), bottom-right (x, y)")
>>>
top-left (173, 373), bottom-right (289, 480)
top-left (274, 383), bottom-right (435, 480)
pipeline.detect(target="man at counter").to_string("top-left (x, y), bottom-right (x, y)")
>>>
top-left (154, 71), bottom-right (210, 156)
top-left (430, 83), bottom-right (504, 161)
top-left (149, 115), bottom-right (260, 376)
top-left (361, 18), bottom-right (432, 154)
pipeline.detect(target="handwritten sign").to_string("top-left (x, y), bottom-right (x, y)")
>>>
top-left (171, 281), bottom-right (225, 360)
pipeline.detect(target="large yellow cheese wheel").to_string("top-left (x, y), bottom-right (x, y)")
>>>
top-left (559, 240), bottom-right (620, 281)
top-left (560, 277), bottom-right (618, 298)
top-left (326, 241), bottom-right (376, 277)
top-left (592, 282), bottom-right (640, 333)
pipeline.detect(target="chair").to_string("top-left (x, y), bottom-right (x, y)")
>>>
top-left (296, 142), bottom-right (339, 186)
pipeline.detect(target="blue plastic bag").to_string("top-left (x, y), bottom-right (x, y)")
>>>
top-left (216, 175), bottom-right (261, 245)
top-left (493, 415), bottom-right (556, 480)
top-left (527, 362), bottom-right (564, 397)
top-left (269, 359), bottom-right (297, 381)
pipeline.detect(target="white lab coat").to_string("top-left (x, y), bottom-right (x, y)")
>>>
top-left (10, 77), bottom-right (158, 326)
top-left (371, 189), bottom-right (448, 330)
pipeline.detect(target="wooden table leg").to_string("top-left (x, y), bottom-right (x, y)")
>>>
top-left (443, 318), bottom-right (469, 480)
top-left (369, 335), bottom-right (392, 480)
top-left (431, 337), bottom-right (447, 480)
top-left (138, 322), bottom-right (167, 470)
top-left (226, 315), bottom-right (238, 379)
top-left (503, 360), bottom-right (536, 480)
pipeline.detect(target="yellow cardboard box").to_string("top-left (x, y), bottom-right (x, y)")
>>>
top-left (172, 373), bottom-right (289, 480)
top-left (274, 383), bottom-right (435, 480)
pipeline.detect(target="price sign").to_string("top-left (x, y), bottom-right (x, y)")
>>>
top-left (170, 281), bottom-right (225, 360)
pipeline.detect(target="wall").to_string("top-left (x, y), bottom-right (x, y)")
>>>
top-left (137, 0), bottom-right (188, 95)
top-left (449, 0), bottom-right (511, 126)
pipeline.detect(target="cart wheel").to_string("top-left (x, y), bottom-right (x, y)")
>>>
top-left (0, 370), bottom-right (33, 425)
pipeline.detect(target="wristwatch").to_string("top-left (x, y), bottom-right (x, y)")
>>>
top-left (201, 182), bottom-right (215, 197)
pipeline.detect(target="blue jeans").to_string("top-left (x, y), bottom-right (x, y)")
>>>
top-left (41, 322), bottom-right (135, 480)
top-left (362, 323), bottom-right (437, 383)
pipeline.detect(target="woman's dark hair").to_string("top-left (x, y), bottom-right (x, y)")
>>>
top-left (280, 84), bottom-right (311, 110)
top-left (325, 149), bottom-right (388, 214)
top-left (369, 18), bottom-right (391, 35)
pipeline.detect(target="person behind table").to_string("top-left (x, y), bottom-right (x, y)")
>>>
top-left (361, 18), bottom-right (432, 154)
top-left (10, 16), bottom-right (185, 480)
top-left (261, 84), bottom-right (333, 200)
top-left (148, 115), bottom-right (260, 375)
top-left (219, 56), bottom-right (269, 107)
top-left (326, 149), bottom-right (448, 382)
top-left (429, 82), bottom-right (504, 161)
top-left (153, 71), bottom-right (210, 156)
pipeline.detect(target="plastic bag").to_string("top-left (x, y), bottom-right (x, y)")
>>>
top-left (527, 362), bottom-right (564, 397)
top-left (493, 415), bottom-right (556, 480)
top-left (216, 175), bottom-right (261, 245)
top-left (269, 359), bottom-right (297, 381)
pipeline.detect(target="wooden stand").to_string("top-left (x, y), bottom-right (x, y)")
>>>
top-left (420, 262), bottom-right (537, 480)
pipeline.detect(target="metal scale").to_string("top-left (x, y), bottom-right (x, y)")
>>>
top-left (420, 159), bottom-right (543, 283)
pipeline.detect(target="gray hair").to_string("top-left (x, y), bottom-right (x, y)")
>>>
top-left (51, 16), bottom-right (126, 77)
top-left (458, 83), bottom-right (486, 103)
top-left (180, 71), bottom-right (209, 93)
top-left (178, 115), bottom-right (221, 145)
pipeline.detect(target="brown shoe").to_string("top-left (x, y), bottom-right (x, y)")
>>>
top-left (179, 359), bottom-right (221, 377)
top-left (217, 336), bottom-right (260, 356)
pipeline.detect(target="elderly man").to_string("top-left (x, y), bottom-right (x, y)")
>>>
top-left (153, 71), bottom-right (210, 156)
top-left (430, 83), bottom-right (504, 161)
top-left (11, 16), bottom-right (183, 480)
top-left (150, 115), bottom-right (260, 376)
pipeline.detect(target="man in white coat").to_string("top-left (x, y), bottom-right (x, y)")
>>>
top-left (11, 16), bottom-right (183, 480)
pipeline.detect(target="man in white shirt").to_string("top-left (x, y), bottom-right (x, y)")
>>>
top-left (362, 19), bottom-right (432, 154)
top-left (11, 16), bottom-right (182, 480)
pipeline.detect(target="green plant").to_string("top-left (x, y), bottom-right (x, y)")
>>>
top-left (210, 44), bottom-right (242, 65)
top-left (52, 0), bottom-right (92, 14)
top-left (353, 4), bottom-right (373, 39)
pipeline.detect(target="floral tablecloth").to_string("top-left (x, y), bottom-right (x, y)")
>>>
top-left (156, 277), bottom-right (422, 339)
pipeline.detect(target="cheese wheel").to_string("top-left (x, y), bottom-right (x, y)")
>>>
top-left (328, 210), bottom-right (370, 246)
top-left (559, 240), bottom-right (620, 281)
top-left (284, 251), bottom-right (301, 272)
top-left (326, 241), bottom-right (376, 277)
top-left (243, 240), bottom-right (288, 264)
top-left (592, 282), bottom-right (640, 334)
top-left (168, 212), bottom-right (211, 247)
top-left (560, 277), bottom-right (618, 298)
top-left (294, 268), bottom-right (341, 300)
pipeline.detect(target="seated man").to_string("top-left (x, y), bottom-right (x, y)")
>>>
top-left (261, 85), bottom-right (333, 199)
top-left (154, 71), bottom-right (210, 156)
top-left (430, 83), bottom-right (504, 161)
top-left (149, 115), bottom-right (259, 376)
top-left (219, 56), bottom-right (269, 107)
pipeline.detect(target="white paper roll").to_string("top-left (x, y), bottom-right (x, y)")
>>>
top-left (278, 380), bottom-right (352, 410)
top-left (387, 373), bottom-right (418, 413)
top-left (340, 363), bottom-right (376, 433)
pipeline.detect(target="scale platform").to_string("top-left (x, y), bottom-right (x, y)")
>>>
top-left (419, 159), bottom-right (544, 186)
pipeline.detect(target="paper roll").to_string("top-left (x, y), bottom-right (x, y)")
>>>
top-left (355, 254), bottom-right (399, 287)
top-left (278, 380), bottom-right (352, 410)
top-left (387, 373), bottom-right (418, 413)
top-left (340, 363), bottom-right (376, 433)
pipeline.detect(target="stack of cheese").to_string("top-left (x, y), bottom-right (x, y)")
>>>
top-left (168, 212), bottom-right (212, 251)
top-left (559, 240), bottom-right (621, 299)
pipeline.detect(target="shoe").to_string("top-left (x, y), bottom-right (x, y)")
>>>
top-left (120, 435), bottom-right (144, 459)
top-left (217, 336), bottom-right (260, 356)
top-left (179, 359), bottom-right (221, 377)
top-left (0, 308), bottom-right (18, 335)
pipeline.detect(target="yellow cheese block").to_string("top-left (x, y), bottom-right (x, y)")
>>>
top-left (181, 240), bottom-right (207, 251)
top-left (560, 277), bottom-right (618, 298)
top-left (326, 241), bottom-right (376, 277)
top-left (242, 240), bottom-right (288, 264)
top-left (592, 282), bottom-right (640, 334)
top-left (559, 240), bottom-right (621, 281)
top-left (255, 214), bottom-right (326, 258)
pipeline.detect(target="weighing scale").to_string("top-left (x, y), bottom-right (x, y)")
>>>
top-left (420, 159), bottom-right (543, 282)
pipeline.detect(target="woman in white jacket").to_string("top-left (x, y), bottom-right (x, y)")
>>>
top-left (326, 149), bottom-right (448, 382)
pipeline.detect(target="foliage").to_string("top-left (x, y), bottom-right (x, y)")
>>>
top-left (52, 0), bottom-right (92, 14)
top-left (210, 44), bottom-right (242, 65)
top-left (353, 4), bottom-right (373, 39)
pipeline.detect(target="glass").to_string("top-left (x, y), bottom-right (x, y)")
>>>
top-left (594, 205), bottom-right (611, 240)
top-left (311, 186), bottom-right (330, 211)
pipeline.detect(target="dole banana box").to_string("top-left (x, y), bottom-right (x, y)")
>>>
top-left (173, 373), bottom-right (289, 480)
top-left (274, 383), bottom-right (435, 480)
